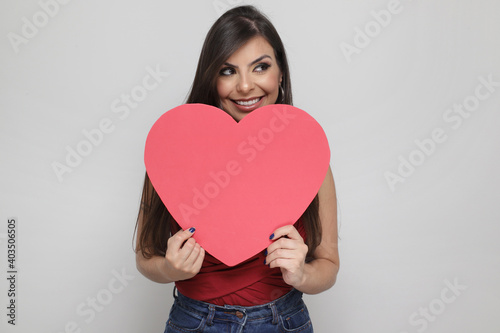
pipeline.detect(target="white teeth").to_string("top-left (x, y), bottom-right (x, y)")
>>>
top-left (235, 97), bottom-right (260, 106)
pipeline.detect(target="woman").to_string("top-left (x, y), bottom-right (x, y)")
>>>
top-left (135, 5), bottom-right (339, 332)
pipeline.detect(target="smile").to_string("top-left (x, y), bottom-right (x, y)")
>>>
top-left (233, 97), bottom-right (262, 106)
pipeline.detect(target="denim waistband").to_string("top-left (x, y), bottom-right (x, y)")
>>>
top-left (173, 287), bottom-right (304, 325)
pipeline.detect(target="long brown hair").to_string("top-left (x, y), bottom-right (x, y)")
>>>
top-left (135, 5), bottom-right (321, 259)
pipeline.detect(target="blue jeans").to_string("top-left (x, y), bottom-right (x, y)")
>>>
top-left (164, 288), bottom-right (314, 333)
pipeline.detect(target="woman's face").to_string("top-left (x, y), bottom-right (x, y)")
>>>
top-left (216, 36), bottom-right (282, 122)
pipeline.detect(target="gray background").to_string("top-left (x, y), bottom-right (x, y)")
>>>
top-left (1, 0), bottom-right (499, 332)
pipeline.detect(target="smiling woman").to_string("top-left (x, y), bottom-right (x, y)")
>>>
top-left (184, 5), bottom-right (293, 111)
top-left (217, 36), bottom-right (282, 121)
top-left (134, 5), bottom-right (339, 333)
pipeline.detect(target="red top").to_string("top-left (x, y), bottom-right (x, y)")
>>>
top-left (174, 219), bottom-right (306, 306)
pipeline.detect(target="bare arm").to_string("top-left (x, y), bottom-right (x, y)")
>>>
top-left (135, 179), bottom-right (205, 283)
top-left (266, 166), bottom-right (340, 294)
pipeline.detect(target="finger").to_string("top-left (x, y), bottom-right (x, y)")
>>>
top-left (270, 225), bottom-right (302, 242)
top-left (192, 247), bottom-right (205, 271)
top-left (269, 258), bottom-right (303, 273)
top-left (266, 238), bottom-right (307, 266)
top-left (267, 249), bottom-right (306, 272)
top-left (168, 227), bottom-right (196, 250)
top-left (182, 242), bottom-right (202, 267)
top-left (267, 237), bottom-right (299, 254)
top-left (178, 238), bottom-right (198, 262)
top-left (266, 247), bottom-right (295, 264)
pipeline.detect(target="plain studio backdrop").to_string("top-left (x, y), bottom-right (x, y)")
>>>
top-left (1, 0), bottom-right (499, 332)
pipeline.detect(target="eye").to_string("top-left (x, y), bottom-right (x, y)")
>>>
top-left (254, 63), bottom-right (270, 72)
top-left (219, 67), bottom-right (235, 76)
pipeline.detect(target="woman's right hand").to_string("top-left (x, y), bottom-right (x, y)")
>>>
top-left (163, 228), bottom-right (205, 281)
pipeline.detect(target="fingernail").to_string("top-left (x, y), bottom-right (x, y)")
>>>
top-left (263, 259), bottom-right (267, 265)
top-left (269, 233), bottom-right (274, 240)
top-left (264, 249), bottom-right (267, 256)
top-left (189, 227), bottom-right (195, 233)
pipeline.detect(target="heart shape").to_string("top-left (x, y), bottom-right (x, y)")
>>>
top-left (144, 103), bottom-right (330, 266)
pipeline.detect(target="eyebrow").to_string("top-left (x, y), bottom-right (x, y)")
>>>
top-left (223, 55), bottom-right (272, 68)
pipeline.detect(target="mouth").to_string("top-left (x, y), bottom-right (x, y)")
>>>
top-left (231, 96), bottom-right (264, 112)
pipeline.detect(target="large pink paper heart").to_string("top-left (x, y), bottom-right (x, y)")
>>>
top-left (144, 103), bottom-right (330, 266)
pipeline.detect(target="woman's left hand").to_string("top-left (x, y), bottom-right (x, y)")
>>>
top-left (265, 225), bottom-right (308, 288)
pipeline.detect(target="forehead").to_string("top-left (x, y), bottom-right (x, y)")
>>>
top-left (225, 36), bottom-right (275, 63)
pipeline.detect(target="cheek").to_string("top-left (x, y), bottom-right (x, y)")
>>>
top-left (261, 76), bottom-right (280, 94)
top-left (259, 71), bottom-right (281, 93)
top-left (216, 80), bottom-right (231, 99)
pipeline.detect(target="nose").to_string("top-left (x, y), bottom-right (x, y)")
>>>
top-left (236, 73), bottom-right (254, 94)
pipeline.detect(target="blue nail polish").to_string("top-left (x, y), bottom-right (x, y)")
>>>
top-left (264, 259), bottom-right (267, 265)
top-left (264, 249), bottom-right (267, 256)
top-left (269, 233), bottom-right (274, 240)
top-left (189, 227), bottom-right (195, 233)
